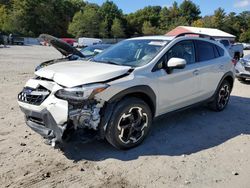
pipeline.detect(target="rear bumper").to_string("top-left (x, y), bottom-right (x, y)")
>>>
top-left (20, 106), bottom-right (67, 143)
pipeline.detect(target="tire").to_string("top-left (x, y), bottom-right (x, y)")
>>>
top-left (238, 77), bottom-right (246, 82)
top-left (105, 97), bottom-right (152, 150)
top-left (209, 80), bottom-right (232, 112)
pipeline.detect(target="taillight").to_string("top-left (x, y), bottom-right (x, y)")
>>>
top-left (232, 59), bottom-right (237, 66)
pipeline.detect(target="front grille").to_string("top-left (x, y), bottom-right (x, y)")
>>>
top-left (245, 66), bottom-right (250, 72)
top-left (18, 86), bottom-right (50, 105)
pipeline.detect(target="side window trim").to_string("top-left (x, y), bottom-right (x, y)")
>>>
top-left (194, 40), bottom-right (199, 63)
top-left (213, 44), bottom-right (220, 58)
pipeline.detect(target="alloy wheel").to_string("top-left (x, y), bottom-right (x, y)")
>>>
top-left (117, 107), bottom-right (148, 144)
top-left (217, 84), bottom-right (230, 110)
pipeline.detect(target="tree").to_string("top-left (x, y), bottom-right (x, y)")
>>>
top-left (159, 7), bottom-right (170, 31)
top-left (192, 19), bottom-right (204, 27)
top-left (239, 29), bottom-right (250, 42)
top-left (142, 21), bottom-right (159, 35)
top-left (179, 0), bottom-right (201, 25)
top-left (99, 19), bottom-right (109, 38)
top-left (0, 5), bottom-right (9, 32)
top-left (98, 1), bottom-right (123, 37)
top-left (222, 12), bottom-right (241, 40)
top-left (126, 6), bottom-right (162, 36)
top-left (68, 4), bottom-right (101, 38)
top-left (111, 18), bottom-right (125, 38)
top-left (212, 8), bottom-right (226, 29)
top-left (0, 0), bottom-right (84, 37)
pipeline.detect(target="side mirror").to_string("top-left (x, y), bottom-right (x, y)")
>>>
top-left (167, 58), bottom-right (186, 69)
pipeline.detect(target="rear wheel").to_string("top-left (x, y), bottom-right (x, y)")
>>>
top-left (209, 80), bottom-right (232, 111)
top-left (105, 97), bottom-right (152, 150)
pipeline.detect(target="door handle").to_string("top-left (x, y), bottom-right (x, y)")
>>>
top-left (193, 70), bottom-right (199, 76)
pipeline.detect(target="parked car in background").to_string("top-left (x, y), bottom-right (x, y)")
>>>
top-left (61, 38), bottom-right (76, 46)
top-left (217, 39), bottom-right (244, 60)
top-left (36, 34), bottom-right (111, 71)
top-left (8, 34), bottom-right (25, 45)
top-left (18, 34), bottom-right (235, 149)
top-left (242, 43), bottom-right (250, 50)
top-left (0, 33), bottom-right (5, 45)
top-left (235, 54), bottom-right (250, 81)
top-left (78, 37), bottom-right (102, 47)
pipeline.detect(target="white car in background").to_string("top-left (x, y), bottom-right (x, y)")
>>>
top-left (77, 37), bottom-right (102, 47)
top-left (242, 43), bottom-right (250, 50)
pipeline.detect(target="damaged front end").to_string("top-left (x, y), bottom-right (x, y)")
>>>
top-left (18, 78), bottom-right (109, 146)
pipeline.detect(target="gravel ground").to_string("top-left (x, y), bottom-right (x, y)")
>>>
top-left (0, 45), bottom-right (250, 188)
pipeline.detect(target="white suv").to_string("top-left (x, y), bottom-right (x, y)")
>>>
top-left (18, 35), bottom-right (235, 149)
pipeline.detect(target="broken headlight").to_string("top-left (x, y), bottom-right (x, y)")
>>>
top-left (55, 83), bottom-right (109, 101)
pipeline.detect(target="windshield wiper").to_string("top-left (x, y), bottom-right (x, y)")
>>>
top-left (104, 61), bottom-right (120, 66)
top-left (92, 59), bottom-right (120, 66)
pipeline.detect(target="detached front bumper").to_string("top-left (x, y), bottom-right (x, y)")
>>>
top-left (20, 106), bottom-right (67, 143)
top-left (17, 78), bottom-right (69, 144)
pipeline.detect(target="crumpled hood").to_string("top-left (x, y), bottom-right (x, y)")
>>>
top-left (35, 61), bottom-right (131, 87)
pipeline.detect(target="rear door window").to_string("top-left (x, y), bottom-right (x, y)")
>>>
top-left (196, 40), bottom-right (216, 62)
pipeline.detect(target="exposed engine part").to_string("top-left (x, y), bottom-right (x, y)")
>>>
top-left (69, 99), bottom-right (104, 130)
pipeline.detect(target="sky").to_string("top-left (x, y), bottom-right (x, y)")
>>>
top-left (87, 0), bottom-right (250, 16)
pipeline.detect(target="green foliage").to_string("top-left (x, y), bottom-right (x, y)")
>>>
top-left (0, 0), bottom-right (85, 37)
top-left (0, 5), bottom-right (9, 32)
top-left (240, 30), bottom-right (250, 42)
top-left (68, 4), bottom-right (100, 38)
top-left (142, 21), bottom-right (160, 35)
top-left (0, 0), bottom-right (250, 42)
top-left (126, 6), bottom-right (162, 35)
top-left (99, 19), bottom-right (109, 38)
top-left (111, 18), bottom-right (125, 38)
top-left (179, 0), bottom-right (201, 25)
top-left (212, 8), bottom-right (226, 29)
top-left (98, 0), bottom-right (123, 37)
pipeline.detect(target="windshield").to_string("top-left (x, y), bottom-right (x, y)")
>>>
top-left (92, 39), bottom-right (169, 67)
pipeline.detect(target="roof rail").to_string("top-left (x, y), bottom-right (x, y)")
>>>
top-left (175, 32), bottom-right (215, 40)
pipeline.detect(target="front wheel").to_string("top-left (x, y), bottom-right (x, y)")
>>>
top-left (105, 97), bottom-right (152, 150)
top-left (209, 80), bottom-right (232, 111)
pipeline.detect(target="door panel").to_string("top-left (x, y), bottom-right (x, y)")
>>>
top-left (198, 57), bottom-right (226, 99)
top-left (156, 64), bottom-right (201, 115)
top-left (195, 40), bottom-right (226, 100)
